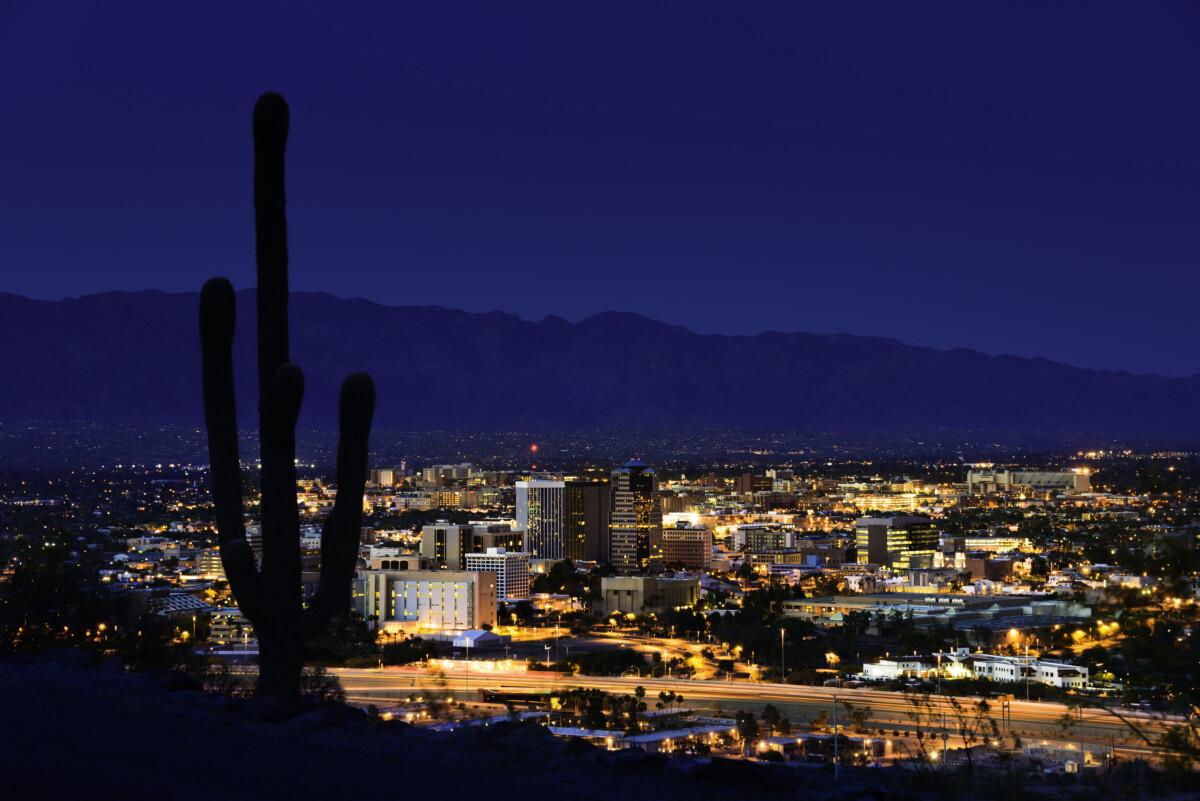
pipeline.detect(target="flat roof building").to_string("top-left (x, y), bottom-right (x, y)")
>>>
top-left (601, 575), bottom-right (699, 616)
top-left (465, 547), bottom-right (531, 601)
top-left (353, 569), bottom-right (497, 633)
top-left (855, 515), bottom-right (938, 571)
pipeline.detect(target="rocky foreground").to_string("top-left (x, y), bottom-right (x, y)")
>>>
top-left (0, 652), bottom-right (885, 801)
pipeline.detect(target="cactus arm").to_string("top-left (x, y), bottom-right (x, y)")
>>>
top-left (199, 277), bottom-right (262, 615)
top-left (222, 540), bottom-right (265, 622)
top-left (301, 372), bottom-right (375, 637)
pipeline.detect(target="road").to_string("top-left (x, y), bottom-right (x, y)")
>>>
top-left (331, 664), bottom-right (1179, 758)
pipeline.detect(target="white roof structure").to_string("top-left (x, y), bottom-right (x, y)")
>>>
top-left (452, 630), bottom-right (506, 648)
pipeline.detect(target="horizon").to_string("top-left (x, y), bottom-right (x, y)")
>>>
top-left (3, 4), bottom-right (1199, 377)
top-left (7, 285), bottom-right (1194, 380)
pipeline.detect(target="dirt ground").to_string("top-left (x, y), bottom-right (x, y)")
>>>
top-left (0, 653), bottom-right (807, 801)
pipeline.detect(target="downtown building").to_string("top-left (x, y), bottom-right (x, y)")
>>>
top-left (517, 477), bottom-right (612, 564)
top-left (465, 547), bottom-right (531, 601)
top-left (855, 515), bottom-right (939, 571)
top-left (353, 569), bottom-right (497, 633)
top-left (516, 479), bottom-right (566, 560)
top-left (660, 523), bottom-right (713, 570)
top-left (420, 522), bottom-right (525, 570)
top-left (565, 477), bottom-right (611, 564)
top-left (600, 575), bottom-right (700, 616)
top-left (609, 459), bottom-right (663, 573)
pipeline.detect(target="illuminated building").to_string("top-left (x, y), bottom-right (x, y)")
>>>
top-left (600, 575), bottom-right (699, 615)
top-left (516, 479), bottom-right (566, 560)
top-left (860, 647), bottom-right (1088, 688)
top-left (465, 547), bottom-right (531, 600)
top-left (609, 459), bottom-right (663, 573)
top-left (660, 523), bottom-right (713, 569)
top-left (966, 469), bottom-right (1090, 496)
top-left (420, 522), bottom-right (525, 570)
top-left (855, 515), bottom-right (938, 570)
top-left (353, 569), bottom-right (497, 632)
top-left (196, 548), bottom-right (226, 580)
top-left (209, 607), bottom-right (255, 645)
top-left (564, 478), bottom-right (611, 563)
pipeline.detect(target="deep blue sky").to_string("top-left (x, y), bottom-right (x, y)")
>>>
top-left (3, 2), bottom-right (1199, 376)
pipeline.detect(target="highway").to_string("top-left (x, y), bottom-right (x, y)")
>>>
top-left (331, 664), bottom-right (1178, 757)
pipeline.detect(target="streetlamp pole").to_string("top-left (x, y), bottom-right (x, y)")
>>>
top-left (1025, 642), bottom-right (1030, 702)
top-left (779, 628), bottom-right (785, 680)
top-left (941, 711), bottom-right (948, 773)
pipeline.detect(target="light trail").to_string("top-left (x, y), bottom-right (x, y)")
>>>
top-left (331, 666), bottom-right (1180, 754)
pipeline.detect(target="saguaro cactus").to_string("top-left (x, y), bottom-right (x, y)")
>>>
top-left (199, 92), bottom-right (375, 702)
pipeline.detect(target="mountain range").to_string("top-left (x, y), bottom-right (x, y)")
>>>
top-left (2, 290), bottom-right (1198, 441)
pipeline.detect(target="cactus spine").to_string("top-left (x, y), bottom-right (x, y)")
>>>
top-left (199, 92), bottom-right (375, 702)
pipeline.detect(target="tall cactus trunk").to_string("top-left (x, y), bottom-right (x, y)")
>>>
top-left (257, 618), bottom-right (303, 701)
top-left (200, 92), bottom-right (375, 704)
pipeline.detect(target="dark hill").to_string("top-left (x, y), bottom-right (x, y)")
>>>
top-left (2, 290), bottom-right (1198, 439)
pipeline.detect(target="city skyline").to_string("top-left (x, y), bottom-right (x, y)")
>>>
top-left (3, 4), bottom-right (1200, 376)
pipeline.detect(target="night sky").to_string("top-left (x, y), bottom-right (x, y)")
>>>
top-left (3, 3), bottom-right (1199, 376)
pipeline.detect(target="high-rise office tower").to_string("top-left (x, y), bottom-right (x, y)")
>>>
top-left (515, 479), bottom-right (566, 560)
top-left (420, 522), bottom-right (525, 570)
top-left (855, 515), bottom-right (938, 570)
top-left (465, 547), bottom-right (531, 600)
top-left (564, 478), bottom-right (611, 563)
top-left (609, 459), bottom-right (662, 573)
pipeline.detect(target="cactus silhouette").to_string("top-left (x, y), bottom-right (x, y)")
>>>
top-left (199, 92), bottom-right (375, 701)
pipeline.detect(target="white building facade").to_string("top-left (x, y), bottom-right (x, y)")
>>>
top-left (465, 547), bottom-right (531, 600)
top-left (353, 569), bottom-right (497, 633)
top-left (859, 647), bottom-right (1089, 689)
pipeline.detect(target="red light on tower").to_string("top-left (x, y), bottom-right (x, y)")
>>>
top-left (531, 443), bottom-right (538, 453)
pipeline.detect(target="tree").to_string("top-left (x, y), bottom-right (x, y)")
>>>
top-left (812, 574), bottom-right (842, 596)
top-left (946, 696), bottom-right (1000, 801)
top-left (736, 710), bottom-right (760, 754)
top-left (841, 700), bottom-right (873, 734)
top-left (513, 600), bottom-right (535, 623)
top-left (200, 93), bottom-right (375, 703)
top-left (902, 691), bottom-right (940, 763)
top-left (841, 609), bottom-right (872, 640)
top-left (762, 703), bottom-right (783, 735)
